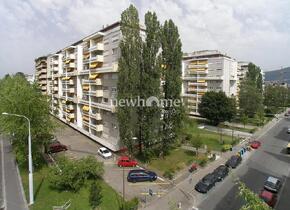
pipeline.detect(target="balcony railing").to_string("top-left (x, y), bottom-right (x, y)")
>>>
top-left (90, 124), bottom-right (103, 132)
top-left (90, 55), bottom-right (104, 63)
top-left (89, 43), bottom-right (104, 52)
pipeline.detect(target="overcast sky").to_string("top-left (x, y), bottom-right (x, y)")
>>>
top-left (1, 0), bottom-right (290, 78)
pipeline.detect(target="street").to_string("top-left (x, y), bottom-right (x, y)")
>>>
top-left (0, 137), bottom-right (28, 210)
top-left (198, 116), bottom-right (290, 210)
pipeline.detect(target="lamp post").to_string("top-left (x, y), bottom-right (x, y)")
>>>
top-left (2, 112), bottom-right (34, 205)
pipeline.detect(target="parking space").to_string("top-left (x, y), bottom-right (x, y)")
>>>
top-left (54, 122), bottom-right (170, 200)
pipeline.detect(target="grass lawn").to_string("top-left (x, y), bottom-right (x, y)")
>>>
top-left (146, 148), bottom-right (205, 175)
top-left (20, 166), bottom-right (122, 210)
top-left (183, 119), bottom-right (235, 151)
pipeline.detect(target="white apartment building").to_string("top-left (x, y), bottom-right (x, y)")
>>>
top-left (36, 22), bottom-right (122, 151)
top-left (182, 50), bottom-right (238, 115)
top-left (35, 56), bottom-right (48, 94)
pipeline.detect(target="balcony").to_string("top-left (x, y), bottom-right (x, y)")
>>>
top-left (95, 90), bottom-right (103, 97)
top-left (67, 105), bottom-right (74, 110)
top-left (63, 88), bottom-right (75, 94)
top-left (53, 99), bottom-right (58, 104)
top-left (89, 74), bottom-right (99, 80)
top-left (67, 113), bottom-right (75, 119)
top-left (66, 63), bottom-right (76, 69)
top-left (83, 115), bottom-right (89, 122)
top-left (91, 113), bottom-right (102, 120)
top-left (89, 43), bottom-right (104, 52)
top-left (82, 105), bottom-right (90, 112)
top-left (91, 124), bottom-right (103, 132)
top-left (188, 64), bottom-right (208, 69)
top-left (53, 87), bottom-right (58, 91)
top-left (83, 85), bottom-right (90, 91)
top-left (62, 76), bottom-right (71, 81)
top-left (90, 55), bottom-right (104, 63)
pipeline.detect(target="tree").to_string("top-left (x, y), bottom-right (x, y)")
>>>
top-left (198, 91), bottom-right (236, 125)
top-left (89, 182), bottom-right (102, 209)
top-left (256, 109), bottom-right (265, 126)
top-left (264, 85), bottom-right (288, 110)
top-left (138, 11), bottom-right (161, 157)
top-left (0, 75), bottom-right (55, 167)
top-left (238, 182), bottom-right (271, 210)
top-left (160, 19), bottom-right (183, 156)
top-left (190, 133), bottom-right (203, 155)
top-left (15, 72), bottom-right (26, 78)
top-left (239, 80), bottom-right (263, 117)
top-left (240, 113), bottom-right (249, 128)
top-left (117, 4), bottom-right (142, 154)
top-left (246, 63), bottom-right (263, 91)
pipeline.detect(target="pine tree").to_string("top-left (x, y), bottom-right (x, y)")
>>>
top-left (160, 20), bottom-right (183, 156)
top-left (117, 5), bottom-right (142, 154)
top-left (139, 11), bottom-right (161, 157)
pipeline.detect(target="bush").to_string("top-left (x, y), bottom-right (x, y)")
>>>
top-left (198, 156), bottom-right (208, 167)
top-left (120, 198), bottom-right (139, 210)
top-left (89, 182), bottom-right (102, 209)
top-left (222, 144), bottom-right (232, 152)
top-left (48, 156), bottom-right (104, 192)
top-left (163, 169), bottom-right (175, 180)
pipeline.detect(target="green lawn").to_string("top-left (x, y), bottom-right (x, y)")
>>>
top-left (183, 119), bottom-right (235, 151)
top-left (146, 148), bottom-right (198, 174)
top-left (20, 166), bottom-right (122, 210)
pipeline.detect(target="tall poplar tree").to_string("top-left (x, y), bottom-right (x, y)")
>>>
top-left (117, 5), bottom-right (142, 154)
top-left (139, 11), bottom-right (161, 157)
top-left (160, 20), bottom-right (183, 155)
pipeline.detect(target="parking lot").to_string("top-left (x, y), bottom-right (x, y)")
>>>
top-left (54, 122), bottom-right (170, 201)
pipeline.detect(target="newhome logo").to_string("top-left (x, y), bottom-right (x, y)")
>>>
top-left (112, 96), bottom-right (182, 107)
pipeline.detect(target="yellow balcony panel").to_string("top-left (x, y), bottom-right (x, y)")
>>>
top-left (62, 76), bottom-right (71, 81)
top-left (65, 59), bottom-right (71, 64)
top-left (62, 100), bottom-right (66, 104)
top-left (67, 114), bottom-right (75, 119)
top-left (83, 116), bottom-right (89, 121)
top-left (89, 74), bottom-right (99, 80)
top-left (82, 105), bottom-right (90, 112)
top-left (83, 85), bottom-right (89, 91)
top-left (197, 80), bottom-right (206, 83)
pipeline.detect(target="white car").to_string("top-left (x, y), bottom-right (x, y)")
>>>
top-left (98, 147), bottom-right (112, 159)
top-left (287, 128), bottom-right (290, 134)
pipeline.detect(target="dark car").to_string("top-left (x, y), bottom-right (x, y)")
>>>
top-left (195, 180), bottom-right (215, 193)
top-left (225, 155), bottom-right (242, 168)
top-left (259, 190), bottom-right (277, 207)
top-left (127, 170), bottom-right (157, 183)
top-left (47, 142), bottom-right (68, 153)
top-left (202, 173), bottom-right (219, 184)
top-left (213, 165), bottom-right (229, 181)
top-left (264, 176), bottom-right (282, 193)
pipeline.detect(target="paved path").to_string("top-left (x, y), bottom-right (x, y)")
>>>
top-left (203, 125), bottom-right (252, 138)
top-left (0, 137), bottom-right (28, 210)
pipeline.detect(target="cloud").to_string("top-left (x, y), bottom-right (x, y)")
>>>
top-left (0, 0), bottom-right (290, 77)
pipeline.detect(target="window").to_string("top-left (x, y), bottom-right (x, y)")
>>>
top-left (112, 48), bottom-right (118, 55)
top-left (112, 74), bottom-right (118, 80)
top-left (103, 98), bottom-right (109, 103)
top-left (111, 87), bottom-right (117, 94)
top-left (103, 86), bottom-right (109, 90)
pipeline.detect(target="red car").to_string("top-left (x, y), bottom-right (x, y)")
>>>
top-left (47, 142), bottom-right (68, 153)
top-left (259, 190), bottom-right (277, 207)
top-left (117, 156), bottom-right (138, 167)
top-left (250, 140), bottom-right (261, 149)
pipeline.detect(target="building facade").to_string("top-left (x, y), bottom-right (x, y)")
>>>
top-left (36, 22), bottom-right (122, 151)
top-left (35, 56), bottom-right (48, 94)
top-left (182, 50), bottom-right (238, 115)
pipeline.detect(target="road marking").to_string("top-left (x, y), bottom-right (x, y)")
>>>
top-left (157, 176), bottom-right (165, 181)
top-left (128, 182), bottom-right (171, 186)
top-left (1, 140), bottom-right (7, 210)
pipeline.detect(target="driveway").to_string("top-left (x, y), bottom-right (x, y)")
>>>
top-left (54, 122), bottom-right (169, 201)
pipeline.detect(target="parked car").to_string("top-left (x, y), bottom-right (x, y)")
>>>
top-left (287, 128), bottom-right (290, 134)
top-left (202, 173), bottom-right (219, 184)
top-left (127, 169), bottom-right (157, 183)
top-left (225, 155), bottom-right (242, 168)
top-left (259, 190), bottom-right (277, 208)
top-left (213, 165), bottom-right (229, 181)
top-left (195, 180), bottom-right (215, 193)
top-left (250, 140), bottom-right (261, 149)
top-left (264, 176), bottom-right (282, 193)
top-left (47, 142), bottom-right (68, 154)
top-left (117, 156), bottom-right (138, 167)
top-left (97, 147), bottom-right (112, 159)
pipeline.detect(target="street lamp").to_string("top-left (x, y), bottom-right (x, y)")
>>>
top-left (1, 112), bottom-right (34, 205)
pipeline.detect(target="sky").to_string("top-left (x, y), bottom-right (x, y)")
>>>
top-left (1, 0), bottom-right (290, 77)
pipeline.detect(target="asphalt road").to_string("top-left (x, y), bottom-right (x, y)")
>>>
top-left (0, 137), bottom-right (28, 210)
top-left (198, 117), bottom-right (290, 210)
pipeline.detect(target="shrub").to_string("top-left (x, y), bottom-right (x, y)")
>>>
top-left (198, 156), bottom-right (208, 167)
top-left (222, 144), bottom-right (233, 152)
top-left (120, 197), bottom-right (139, 210)
top-left (89, 182), bottom-right (102, 209)
top-left (163, 169), bottom-right (175, 180)
top-left (48, 156), bottom-right (104, 192)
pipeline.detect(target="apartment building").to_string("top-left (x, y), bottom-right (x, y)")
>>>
top-left (35, 56), bottom-right (48, 94)
top-left (36, 22), bottom-right (122, 151)
top-left (182, 50), bottom-right (238, 115)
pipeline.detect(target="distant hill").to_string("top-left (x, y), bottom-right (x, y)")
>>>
top-left (264, 67), bottom-right (290, 84)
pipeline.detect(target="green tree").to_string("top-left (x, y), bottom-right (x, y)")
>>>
top-left (198, 91), bottom-right (236, 125)
top-left (89, 182), bottom-right (102, 210)
top-left (15, 72), bottom-right (26, 78)
top-left (239, 80), bottom-right (263, 117)
top-left (246, 63), bottom-right (263, 91)
top-left (117, 4), bottom-right (142, 154)
top-left (256, 109), bottom-right (265, 126)
top-left (160, 19), bottom-right (183, 156)
top-left (238, 182), bottom-right (271, 210)
top-left (264, 85), bottom-right (288, 109)
top-left (240, 113), bottom-right (249, 128)
top-left (190, 133), bottom-right (203, 155)
top-left (138, 11), bottom-right (162, 157)
top-left (0, 75), bottom-right (55, 167)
